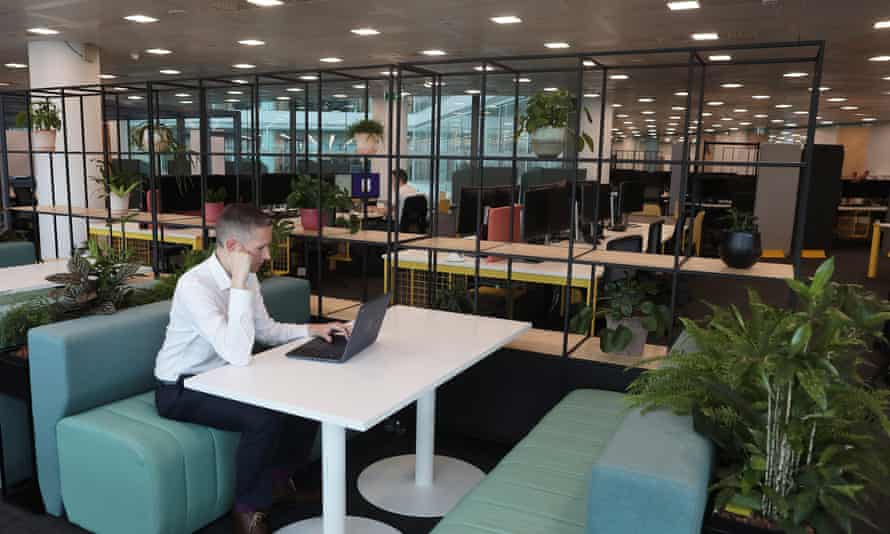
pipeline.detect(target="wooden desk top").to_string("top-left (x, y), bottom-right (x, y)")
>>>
top-left (680, 257), bottom-right (793, 280)
top-left (572, 337), bottom-right (665, 369)
top-left (405, 237), bottom-right (502, 253)
top-left (489, 242), bottom-right (594, 261)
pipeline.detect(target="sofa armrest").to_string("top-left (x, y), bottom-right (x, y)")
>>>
top-left (586, 409), bottom-right (713, 534)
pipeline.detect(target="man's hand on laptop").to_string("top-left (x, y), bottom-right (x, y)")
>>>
top-left (308, 322), bottom-right (352, 342)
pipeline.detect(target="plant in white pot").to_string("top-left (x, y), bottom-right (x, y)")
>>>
top-left (515, 89), bottom-right (595, 158)
top-left (204, 186), bottom-right (227, 225)
top-left (597, 276), bottom-right (670, 357)
top-left (94, 161), bottom-right (142, 211)
top-left (130, 122), bottom-right (176, 154)
top-left (16, 101), bottom-right (62, 152)
top-left (346, 119), bottom-right (384, 155)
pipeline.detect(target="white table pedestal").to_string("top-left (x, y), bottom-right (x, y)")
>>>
top-left (357, 391), bottom-right (484, 517)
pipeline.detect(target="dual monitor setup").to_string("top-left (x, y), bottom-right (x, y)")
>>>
top-left (457, 179), bottom-right (645, 244)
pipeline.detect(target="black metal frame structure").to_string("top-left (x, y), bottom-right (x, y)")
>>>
top-left (0, 40), bottom-right (824, 359)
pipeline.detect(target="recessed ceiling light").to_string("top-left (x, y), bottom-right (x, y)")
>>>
top-left (667, 122), bottom-right (679, 126)
top-left (123, 14), bottom-right (158, 23)
top-left (246, 0), bottom-right (284, 6)
top-left (351, 28), bottom-right (380, 36)
top-left (98, 74), bottom-right (117, 80)
top-left (179, 100), bottom-right (193, 104)
top-left (770, 119), bottom-right (784, 123)
top-left (667, 1), bottom-right (700, 10)
top-left (544, 87), bottom-right (559, 92)
top-left (624, 121), bottom-right (634, 125)
top-left (238, 39), bottom-right (266, 46)
top-left (840, 105), bottom-right (860, 110)
top-left (320, 57), bottom-right (343, 63)
top-left (232, 63), bottom-right (255, 69)
top-left (827, 97), bottom-right (847, 102)
top-left (146, 48), bottom-right (172, 55)
top-left (808, 86), bottom-right (831, 92)
top-left (704, 128), bottom-right (715, 132)
top-left (875, 20), bottom-right (890, 29)
top-left (421, 49), bottom-right (446, 56)
top-left (709, 55), bottom-right (732, 62)
top-left (612, 103), bottom-right (624, 108)
top-left (707, 101), bottom-right (724, 106)
top-left (729, 127), bottom-right (740, 131)
top-left (491, 15), bottom-right (522, 24)
top-left (473, 65), bottom-right (497, 71)
top-left (692, 32), bottom-right (719, 41)
top-left (674, 91), bottom-right (689, 97)
top-left (28, 28), bottom-right (60, 35)
top-left (380, 70), bottom-right (395, 76)
top-left (669, 115), bottom-right (681, 120)
top-left (616, 113), bottom-right (629, 118)
top-left (783, 72), bottom-right (808, 78)
top-left (286, 87), bottom-right (303, 92)
top-left (5, 63), bottom-right (27, 69)
top-left (517, 77), bottom-right (532, 83)
top-left (127, 95), bottom-right (143, 100)
top-left (821, 120), bottom-right (834, 125)
top-left (159, 69), bottom-right (181, 75)
top-left (352, 84), bottom-right (366, 89)
top-left (869, 56), bottom-right (890, 62)
top-left (230, 79), bottom-right (248, 85)
top-left (112, 87), bottom-right (128, 91)
top-left (775, 104), bottom-right (792, 108)
top-left (739, 121), bottom-right (752, 126)
top-left (545, 42), bottom-right (570, 49)
top-left (638, 97), bottom-right (655, 103)
top-left (401, 91), bottom-right (412, 97)
top-left (584, 93), bottom-right (599, 98)
top-left (752, 95), bottom-right (771, 100)
top-left (672, 106), bottom-right (686, 111)
top-left (174, 93), bottom-right (190, 97)
top-left (0, 82), bottom-right (9, 87)
top-left (641, 110), bottom-right (655, 115)
top-left (465, 89), bottom-right (481, 95)
top-left (701, 111), bottom-right (713, 117)
top-left (720, 117), bottom-right (733, 121)
top-left (227, 90), bottom-right (243, 95)
top-left (863, 117), bottom-right (878, 122)
top-left (785, 123), bottom-right (798, 127)
top-left (645, 119), bottom-right (656, 123)
top-left (276, 96), bottom-right (290, 101)
top-left (332, 94), bottom-right (348, 98)
top-left (733, 108), bottom-right (748, 113)
top-left (721, 83), bottom-right (744, 88)
top-left (583, 60), bottom-right (595, 67)
top-left (754, 113), bottom-right (768, 118)
top-left (793, 111), bottom-right (809, 115)
top-left (225, 98), bottom-right (240, 103)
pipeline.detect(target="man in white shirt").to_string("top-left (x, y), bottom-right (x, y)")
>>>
top-left (155, 204), bottom-right (348, 534)
top-left (385, 168), bottom-right (425, 227)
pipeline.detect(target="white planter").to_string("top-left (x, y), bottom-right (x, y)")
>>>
top-left (605, 316), bottom-right (648, 357)
top-left (32, 130), bottom-right (57, 152)
top-left (354, 133), bottom-right (380, 155)
top-left (142, 130), bottom-right (169, 153)
top-left (530, 126), bottom-right (567, 158)
top-left (110, 193), bottom-right (131, 212)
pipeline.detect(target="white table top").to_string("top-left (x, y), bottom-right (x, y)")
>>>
top-left (0, 259), bottom-right (68, 294)
top-left (185, 306), bottom-right (530, 431)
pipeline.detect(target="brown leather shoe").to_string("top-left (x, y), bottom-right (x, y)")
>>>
top-left (232, 510), bottom-right (269, 534)
top-left (273, 477), bottom-right (321, 506)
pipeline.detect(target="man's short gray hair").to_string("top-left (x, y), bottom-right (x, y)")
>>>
top-left (215, 203), bottom-right (271, 245)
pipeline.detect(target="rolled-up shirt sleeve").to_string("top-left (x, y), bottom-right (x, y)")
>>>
top-left (253, 281), bottom-right (310, 346)
top-left (185, 283), bottom-right (256, 367)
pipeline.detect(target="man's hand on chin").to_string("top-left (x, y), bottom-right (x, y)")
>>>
top-left (228, 250), bottom-right (252, 290)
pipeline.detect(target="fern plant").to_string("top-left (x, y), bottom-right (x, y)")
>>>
top-left (628, 258), bottom-right (890, 533)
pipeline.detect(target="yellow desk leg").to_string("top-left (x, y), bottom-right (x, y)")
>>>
top-left (383, 259), bottom-right (389, 293)
top-left (868, 222), bottom-right (881, 279)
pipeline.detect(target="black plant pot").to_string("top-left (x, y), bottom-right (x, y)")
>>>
top-left (719, 231), bottom-right (762, 269)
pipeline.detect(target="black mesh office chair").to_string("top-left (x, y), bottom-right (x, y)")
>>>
top-left (646, 220), bottom-right (664, 254)
top-left (400, 195), bottom-right (428, 234)
top-left (603, 235), bottom-right (643, 283)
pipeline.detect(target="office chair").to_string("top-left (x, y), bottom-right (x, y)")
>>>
top-left (603, 235), bottom-right (643, 284)
top-left (640, 203), bottom-right (662, 216)
top-left (691, 211), bottom-right (705, 256)
top-left (400, 195), bottom-right (428, 234)
top-left (647, 220), bottom-right (664, 254)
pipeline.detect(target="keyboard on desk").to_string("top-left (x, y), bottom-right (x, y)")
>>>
top-left (287, 335), bottom-right (349, 362)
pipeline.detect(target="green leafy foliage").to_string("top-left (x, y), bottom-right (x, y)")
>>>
top-left (515, 89), bottom-right (595, 152)
top-left (205, 186), bottom-right (227, 203)
top-left (287, 174), bottom-right (352, 211)
top-left (596, 276), bottom-right (670, 352)
top-left (132, 248), bottom-right (212, 304)
top-left (628, 258), bottom-right (890, 532)
top-left (0, 297), bottom-right (56, 348)
top-left (724, 208), bottom-right (760, 233)
top-left (15, 101), bottom-right (61, 131)
top-left (435, 278), bottom-right (472, 314)
top-left (334, 214), bottom-right (361, 234)
top-left (93, 160), bottom-right (142, 199)
top-left (346, 119), bottom-right (384, 141)
top-left (129, 122), bottom-right (178, 153)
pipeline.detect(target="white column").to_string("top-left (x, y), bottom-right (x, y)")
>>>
top-left (580, 94), bottom-right (612, 184)
top-left (415, 390), bottom-right (436, 487)
top-left (28, 41), bottom-right (104, 259)
top-left (371, 86), bottom-right (409, 204)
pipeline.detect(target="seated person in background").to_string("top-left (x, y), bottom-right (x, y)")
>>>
top-left (154, 203), bottom-right (349, 534)
top-left (382, 168), bottom-right (423, 224)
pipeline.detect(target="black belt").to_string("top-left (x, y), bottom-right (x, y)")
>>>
top-left (157, 374), bottom-right (194, 387)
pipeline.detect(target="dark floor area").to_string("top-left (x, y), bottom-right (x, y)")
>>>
top-left (3, 241), bottom-right (890, 533)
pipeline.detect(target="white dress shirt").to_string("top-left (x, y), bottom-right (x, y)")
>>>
top-left (154, 253), bottom-right (309, 381)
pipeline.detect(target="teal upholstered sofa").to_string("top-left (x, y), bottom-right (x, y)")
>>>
top-left (0, 241), bottom-right (36, 268)
top-left (27, 276), bottom-right (311, 533)
top-left (432, 334), bottom-right (713, 534)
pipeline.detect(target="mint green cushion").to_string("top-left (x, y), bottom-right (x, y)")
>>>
top-left (432, 389), bottom-right (628, 534)
top-left (0, 241), bottom-right (36, 268)
top-left (58, 392), bottom-right (239, 534)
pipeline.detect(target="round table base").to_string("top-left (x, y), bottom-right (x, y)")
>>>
top-left (274, 516), bottom-right (401, 534)
top-left (357, 454), bottom-right (484, 518)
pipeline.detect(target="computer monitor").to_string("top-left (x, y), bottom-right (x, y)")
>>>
top-left (547, 181), bottom-right (571, 237)
top-left (577, 181), bottom-right (611, 222)
top-left (522, 186), bottom-right (550, 241)
top-left (456, 184), bottom-right (517, 236)
top-left (351, 172), bottom-right (380, 199)
top-left (619, 180), bottom-right (644, 215)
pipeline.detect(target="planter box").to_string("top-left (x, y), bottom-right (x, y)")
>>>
top-left (704, 512), bottom-right (784, 534)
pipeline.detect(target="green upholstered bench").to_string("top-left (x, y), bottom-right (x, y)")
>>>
top-left (431, 388), bottom-right (713, 534)
top-left (28, 276), bottom-right (311, 533)
top-left (0, 241), bottom-right (36, 268)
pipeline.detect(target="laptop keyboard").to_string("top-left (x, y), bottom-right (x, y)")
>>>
top-left (288, 335), bottom-right (349, 361)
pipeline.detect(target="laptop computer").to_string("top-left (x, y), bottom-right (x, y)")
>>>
top-left (286, 293), bottom-right (389, 363)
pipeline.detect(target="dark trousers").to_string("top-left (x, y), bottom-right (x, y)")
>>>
top-left (155, 378), bottom-right (318, 510)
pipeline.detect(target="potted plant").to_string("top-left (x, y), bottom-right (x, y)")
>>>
top-left (130, 122), bottom-right (176, 154)
top-left (0, 298), bottom-right (55, 358)
top-left (720, 209), bottom-right (762, 269)
top-left (204, 186), bottom-right (227, 225)
top-left (286, 174), bottom-right (352, 231)
top-left (596, 276), bottom-right (670, 356)
top-left (346, 119), bottom-right (385, 155)
top-left (334, 213), bottom-right (361, 234)
top-left (515, 89), bottom-right (595, 158)
top-left (628, 258), bottom-right (890, 533)
top-left (94, 160), bottom-right (142, 211)
top-left (15, 101), bottom-right (61, 152)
